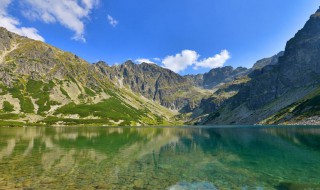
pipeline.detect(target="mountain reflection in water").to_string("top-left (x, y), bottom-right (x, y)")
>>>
top-left (0, 126), bottom-right (320, 189)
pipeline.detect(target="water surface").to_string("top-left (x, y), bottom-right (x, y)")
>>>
top-left (0, 126), bottom-right (320, 189)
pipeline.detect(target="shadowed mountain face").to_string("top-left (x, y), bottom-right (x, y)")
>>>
top-left (242, 7), bottom-right (320, 109)
top-left (201, 7), bottom-right (320, 125)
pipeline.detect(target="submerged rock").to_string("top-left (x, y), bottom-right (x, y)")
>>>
top-left (167, 182), bottom-right (218, 190)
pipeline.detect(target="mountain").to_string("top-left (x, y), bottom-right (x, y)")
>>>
top-left (93, 60), bottom-right (212, 111)
top-left (0, 27), bottom-right (177, 127)
top-left (184, 52), bottom-right (283, 123)
top-left (0, 26), bottom-right (253, 127)
top-left (184, 66), bottom-right (249, 89)
top-left (94, 61), bottom-right (251, 115)
top-left (1, 6), bottom-right (320, 127)
top-left (251, 51), bottom-right (284, 70)
top-left (199, 7), bottom-right (320, 125)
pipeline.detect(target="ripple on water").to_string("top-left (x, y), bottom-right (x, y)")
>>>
top-left (167, 181), bottom-right (218, 190)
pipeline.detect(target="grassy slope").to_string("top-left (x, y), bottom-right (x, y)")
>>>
top-left (0, 78), bottom-right (178, 126)
top-left (261, 86), bottom-right (320, 125)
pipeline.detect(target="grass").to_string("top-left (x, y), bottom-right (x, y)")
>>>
top-left (261, 87), bottom-right (320, 124)
top-left (39, 116), bottom-right (115, 126)
top-left (26, 79), bottom-right (57, 115)
top-left (60, 87), bottom-right (71, 99)
top-left (52, 95), bottom-right (172, 125)
top-left (84, 87), bottom-right (96, 97)
top-left (293, 94), bottom-right (320, 116)
top-left (8, 84), bottom-right (34, 113)
top-left (0, 120), bottom-right (25, 127)
top-left (0, 113), bottom-right (21, 120)
top-left (0, 83), bottom-right (8, 95)
top-left (3, 101), bottom-right (14, 112)
top-left (54, 97), bottom-right (147, 125)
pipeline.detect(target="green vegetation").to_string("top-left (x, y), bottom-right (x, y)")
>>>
top-left (26, 79), bottom-right (58, 115)
top-left (0, 83), bottom-right (8, 95)
top-left (54, 97), bottom-right (148, 125)
top-left (261, 88), bottom-right (320, 124)
top-left (60, 87), bottom-right (71, 99)
top-left (0, 29), bottom-right (177, 127)
top-left (0, 113), bottom-right (20, 120)
top-left (293, 94), bottom-right (320, 116)
top-left (1, 79), bottom-right (174, 126)
top-left (0, 120), bottom-right (24, 127)
top-left (3, 101), bottom-right (14, 112)
top-left (39, 116), bottom-right (115, 126)
top-left (8, 84), bottom-right (34, 113)
top-left (84, 87), bottom-right (96, 97)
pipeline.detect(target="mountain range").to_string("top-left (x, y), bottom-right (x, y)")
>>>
top-left (0, 7), bottom-right (320, 126)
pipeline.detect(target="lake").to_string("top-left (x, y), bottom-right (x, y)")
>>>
top-left (0, 126), bottom-right (320, 189)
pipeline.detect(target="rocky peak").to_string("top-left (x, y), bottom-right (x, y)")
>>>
top-left (92, 59), bottom-right (210, 110)
top-left (0, 27), bottom-right (18, 51)
top-left (93, 61), bottom-right (108, 67)
top-left (123, 60), bottom-right (135, 66)
top-left (202, 66), bottom-right (249, 89)
top-left (277, 7), bottom-right (320, 90)
top-left (252, 51), bottom-right (284, 70)
top-left (312, 7), bottom-right (320, 16)
top-left (184, 74), bottom-right (204, 87)
top-left (183, 66), bottom-right (249, 89)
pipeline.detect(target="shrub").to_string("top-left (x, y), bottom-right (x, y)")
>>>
top-left (3, 101), bottom-right (14, 112)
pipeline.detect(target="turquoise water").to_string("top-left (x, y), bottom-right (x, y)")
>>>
top-left (0, 126), bottom-right (320, 189)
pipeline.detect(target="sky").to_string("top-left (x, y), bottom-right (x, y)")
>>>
top-left (0, 0), bottom-right (320, 75)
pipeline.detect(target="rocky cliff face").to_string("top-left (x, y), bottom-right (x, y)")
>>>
top-left (252, 51), bottom-right (284, 70)
top-left (201, 7), bottom-right (320, 125)
top-left (236, 7), bottom-right (320, 110)
top-left (94, 47), bottom-right (284, 120)
top-left (94, 61), bottom-right (212, 111)
top-left (188, 52), bottom-right (283, 122)
top-left (184, 66), bottom-right (249, 89)
top-left (95, 61), bottom-right (250, 113)
top-left (202, 66), bottom-right (249, 89)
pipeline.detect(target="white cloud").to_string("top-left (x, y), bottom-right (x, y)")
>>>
top-left (161, 49), bottom-right (230, 73)
top-left (135, 58), bottom-right (154, 64)
top-left (22, 0), bottom-right (99, 42)
top-left (162, 50), bottom-right (199, 73)
top-left (194, 50), bottom-right (230, 69)
top-left (0, 0), bottom-right (44, 41)
top-left (107, 14), bottom-right (118, 27)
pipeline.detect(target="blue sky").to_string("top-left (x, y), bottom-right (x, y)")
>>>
top-left (1, 0), bottom-right (320, 75)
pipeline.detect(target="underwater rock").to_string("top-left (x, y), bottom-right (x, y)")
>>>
top-left (167, 181), bottom-right (218, 190)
